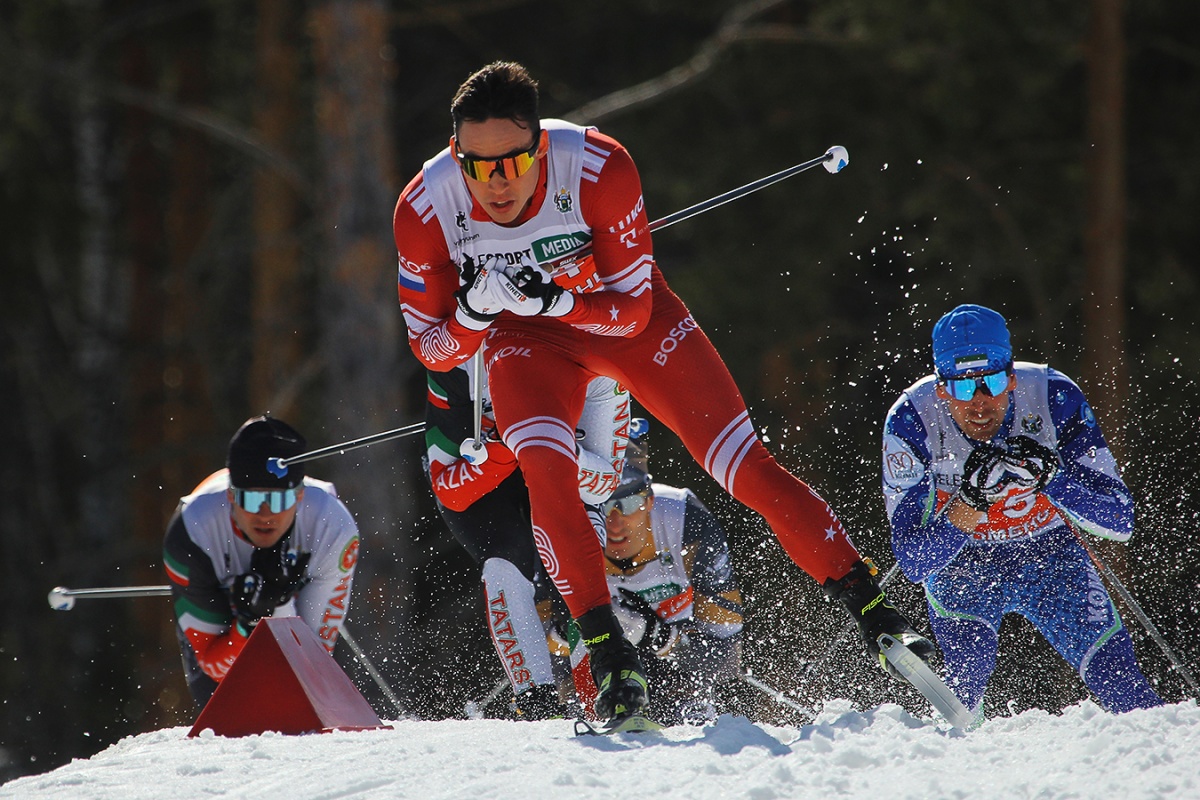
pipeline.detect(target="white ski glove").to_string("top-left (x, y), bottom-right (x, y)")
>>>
top-left (502, 264), bottom-right (575, 317)
top-left (489, 266), bottom-right (545, 317)
top-left (455, 265), bottom-right (507, 321)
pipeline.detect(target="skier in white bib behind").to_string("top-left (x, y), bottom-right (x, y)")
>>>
top-left (551, 421), bottom-right (745, 725)
top-left (882, 304), bottom-right (1163, 723)
top-left (163, 416), bottom-right (361, 709)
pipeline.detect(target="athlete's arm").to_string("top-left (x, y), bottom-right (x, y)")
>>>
top-left (163, 509), bottom-right (247, 681)
top-left (1042, 370), bottom-right (1134, 541)
top-left (292, 496), bottom-right (360, 652)
top-left (551, 132), bottom-right (654, 337)
top-left (394, 175), bottom-right (489, 372)
top-left (883, 396), bottom-right (974, 582)
top-left (681, 491), bottom-right (744, 638)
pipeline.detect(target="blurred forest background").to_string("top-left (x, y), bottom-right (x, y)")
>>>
top-left (3, 0), bottom-right (1199, 782)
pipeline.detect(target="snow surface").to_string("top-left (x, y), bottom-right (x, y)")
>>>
top-left (6, 700), bottom-right (1199, 799)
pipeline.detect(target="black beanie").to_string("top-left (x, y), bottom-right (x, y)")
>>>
top-left (226, 416), bottom-right (307, 490)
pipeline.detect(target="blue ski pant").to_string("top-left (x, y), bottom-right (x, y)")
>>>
top-left (924, 525), bottom-right (1162, 714)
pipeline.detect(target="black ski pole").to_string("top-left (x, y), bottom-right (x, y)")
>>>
top-left (542, 145), bottom-right (849, 272)
top-left (1052, 509), bottom-right (1199, 696)
top-left (49, 582), bottom-right (408, 711)
top-left (267, 421), bottom-right (425, 477)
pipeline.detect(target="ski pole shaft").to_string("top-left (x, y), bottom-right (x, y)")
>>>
top-left (740, 672), bottom-right (813, 716)
top-left (767, 561), bottom-right (904, 698)
top-left (338, 625), bottom-right (405, 718)
top-left (472, 352), bottom-right (485, 447)
top-left (49, 584), bottom-right (171, 610)
top-left (544, 145), bottom-right (849, 271)
top-left (1055, 510), bottom-right (1199, 696)
top-left (464, 676), bottom-right (510, 719)
top-left (646, 146), bottom-right (848, 236)
top-left (49, 582), bottom-right (408, 707)
top-left (268, 421), bottom-right (425, 475)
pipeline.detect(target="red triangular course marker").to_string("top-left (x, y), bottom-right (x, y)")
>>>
top-left (189, 616), bottom-right (391, 737)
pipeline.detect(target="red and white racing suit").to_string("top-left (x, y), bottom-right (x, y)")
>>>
top-left (395, 119), bottom-right (860, 618)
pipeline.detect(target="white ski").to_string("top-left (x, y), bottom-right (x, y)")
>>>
top-left (878, 634), bottom-right (976, 731)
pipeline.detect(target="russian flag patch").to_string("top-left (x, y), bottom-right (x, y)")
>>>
top-left (398, 257), bottom-right (427, 294)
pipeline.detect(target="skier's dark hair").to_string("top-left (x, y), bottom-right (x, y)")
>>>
top-left (451, 61), bottom-right (540, 138)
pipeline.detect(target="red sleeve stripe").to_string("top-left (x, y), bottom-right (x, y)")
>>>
top-left (165, 561), bottom-right (188, 586)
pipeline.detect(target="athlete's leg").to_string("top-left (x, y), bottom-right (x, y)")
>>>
top-left (485, 336), bottom-right (610, 618)
top-left (435, 471), bottom-right (537, 576)
top-left (481, 557), bottom-right (557, 693)
top-left (597, 288), bottom-right (859, 584)
top-left (1019, 531), bottom-right (1162, 712)
top-left (924, 549), bottom-right (1007, 713)
top-left (575, 376), bottom-right (630, 506)
top-left (1083, 631), bottom-right (1163, 712)
top-left (433, 473), bottom-right (556, 694)
top-left (925, 595), bottom-right (1002, 713)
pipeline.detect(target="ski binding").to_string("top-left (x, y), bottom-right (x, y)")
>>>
top-left (574, 712), bottom-right (664, 736)
top-left (878, 633), bottom-right (976, 731)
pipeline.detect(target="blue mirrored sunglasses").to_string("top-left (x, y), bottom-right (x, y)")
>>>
top-left (601, 491), bottom-right (650, 517)
top-left (234, 488), bottom-right (298, 514)
top-left (941, 370), bottom-right (1010, 402)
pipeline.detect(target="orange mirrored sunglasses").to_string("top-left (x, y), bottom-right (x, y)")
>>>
top-left (453, 129), bottom-right (545, 182)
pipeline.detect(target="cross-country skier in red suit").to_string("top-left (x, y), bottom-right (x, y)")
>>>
top-left (394, 61), bottom-right (933, 721)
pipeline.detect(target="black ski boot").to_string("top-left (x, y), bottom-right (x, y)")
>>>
top-left (576, 605), bottom-right (649, 720)
top-left (514, 684), bottom-right (567, 721)
top-left (823, 559), bottom-right (938, 681)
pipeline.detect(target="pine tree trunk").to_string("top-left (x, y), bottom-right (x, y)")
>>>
top-left (309, 0), bottom-right (416, 697)
top-left (250, 0), bottom-right (308, 417)
top-left (1081, 0), bottom-right (1128, 462)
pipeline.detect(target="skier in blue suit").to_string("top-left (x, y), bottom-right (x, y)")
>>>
top-left (882, 304), bottom-right (1162, 720)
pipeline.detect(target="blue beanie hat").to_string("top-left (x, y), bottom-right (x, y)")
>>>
top-left (932, 304), bottom-right (1013, 379)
